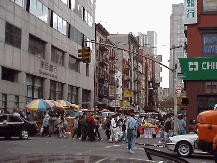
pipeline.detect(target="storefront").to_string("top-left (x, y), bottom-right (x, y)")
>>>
top-left (179, 57), bottom-right (217, 123)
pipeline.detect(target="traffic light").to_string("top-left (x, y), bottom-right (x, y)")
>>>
top-left (77, 46), bottom-right (91, 63)
top-left (82, 46), bottom-right (91, 63)
top-left (77, 48), bottom-right (83, 62)
top-left (177, 97), bottom-right (182, 106)
top-left (182, 97), bottom-right (189, 105)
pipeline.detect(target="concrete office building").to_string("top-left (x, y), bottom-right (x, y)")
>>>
top-left (0, 0), bottom-right (95, 113)
top-left (169, 3), bottom-right (187, 96)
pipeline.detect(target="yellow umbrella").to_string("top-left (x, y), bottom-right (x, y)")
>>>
top-left (71, 104), bottom-right (80, 109)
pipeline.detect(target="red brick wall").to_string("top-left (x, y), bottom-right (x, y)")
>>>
top-left (186, 81), bottom-right (205, 123)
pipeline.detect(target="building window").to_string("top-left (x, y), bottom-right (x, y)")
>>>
top-left (69, 26), bottom-right (82, 46)
top-left (52, 12), bottom-right (67, 35)
top-left (50, 80), bottom-right (63, 100)
top-left (203, 0), bottom-right (217, 12)
top-left (29, 0), bottom-right (48, 23)
top-left (69, 55), bottom-right (79, 72)
top-left (28, 34), bottom-right (45, 58)
top-left (15, 96), bottom-right (19, 109)
top-left (2, 94), bottom-right (7, 109)
top-left (51, 46), bottom-right (64, 66)
top-left (2, 67), bottom-right (18, 82)
top-left (203, 33), bottom-right (217, 57)
top-left (26, 75), bottom-right (43, 101)
top-left (5, 22), bottom-right (21, 49)
top-left (10, 0), bottom-right (25, 8)
top-left (68, 85), bottom-right (78, 104)
top-left (86, 64), bottom-right (89, 77)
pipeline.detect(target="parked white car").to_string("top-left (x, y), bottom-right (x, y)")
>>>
top-left (166, 134), bottom-right (208, 157)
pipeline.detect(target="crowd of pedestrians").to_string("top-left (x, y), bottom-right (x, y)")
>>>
top-left (39, 112), bottom-right (139, 153)
top-left (161, 113), bottom-right (196, 148)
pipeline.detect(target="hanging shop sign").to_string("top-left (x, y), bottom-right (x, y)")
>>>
top-left (109, 84), bottom-right (114, 97)
top-left (184, 0), bottom-right (197, 24)
top-left (179, 57), bottom-right (217, 80)
top-left (39, 60), bottom-right (57, 78)
top-left (124, 91), bottom-right (133, 97)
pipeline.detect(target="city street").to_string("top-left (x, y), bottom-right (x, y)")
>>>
top-left (0, 130), bottom-right (214, 163)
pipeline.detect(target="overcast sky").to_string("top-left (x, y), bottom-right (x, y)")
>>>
top-left (95, 0), bottom-right (184, 88)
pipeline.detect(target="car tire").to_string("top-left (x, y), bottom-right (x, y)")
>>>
top-left (19, 129), bottom-right (29, 140)
top-left (176, 141), bottom-right (193, 157)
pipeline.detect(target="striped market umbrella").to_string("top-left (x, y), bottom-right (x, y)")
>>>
top-left (44, 100), bottom-right (63, 110)
top-left (57, 100), bottom-right (72, 110)
top-left (71, 104), bottom-right (80, 110)
top-left (24, 99), bottom-right (53, 111)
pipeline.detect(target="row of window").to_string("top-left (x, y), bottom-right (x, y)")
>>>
top-left (60, 0), bottom-right (93, 27)
top-left (2, 94), bottom-right (19, 109)
top-left (26, 75), bottom-right (79, 104)
top-left (5, 22), bottom-right (80, 72)
top-left (10, 0), bottom-right (90, 46)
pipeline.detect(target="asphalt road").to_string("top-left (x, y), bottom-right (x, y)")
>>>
top-left (0, 131), bottom-right (214, 163)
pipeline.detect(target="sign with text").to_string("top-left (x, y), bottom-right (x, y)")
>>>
top-left (109, 84), bottom-right (114, 97)
top-left (179, 57), bottom-right (217, 80)
top-left (39, 60), bottom-right (57, 78)
top-left (124, 91), bottom-right (133, 97)
top-left (184, 0), bottom-right (197, 24)
top-left (176, 85), bottom-right (182, 94)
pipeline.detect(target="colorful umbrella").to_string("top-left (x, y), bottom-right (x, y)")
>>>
top-left (71, 104), bottom-right (80, 109)
top-left (44, 100), bottom-right (63, 110)
top-left (57, 100), bottom-right (72, 109)
top-left (24, 99), bottom-right (53, 111)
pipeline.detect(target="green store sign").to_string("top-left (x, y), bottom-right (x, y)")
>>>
top-left (179, 57), bottom-right (217, 80)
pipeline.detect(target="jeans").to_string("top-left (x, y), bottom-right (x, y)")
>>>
top-left (58, 127), bottom-right (65, 138)
top-left (127, 130), bottom-right (137, 151)
top-left (163, 132), bottom-right (169, 147)
top-left (179, 128), bottom-right (186, 135)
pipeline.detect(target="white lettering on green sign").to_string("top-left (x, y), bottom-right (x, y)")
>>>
top-left (189, 61), bottom-right (217, 71)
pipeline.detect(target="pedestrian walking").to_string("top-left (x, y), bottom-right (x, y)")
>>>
top-left (126, 113), bottom-right (138, 153)
top-left (186, 119), bottom-right (196, 134)
top-left (95, 117), bottom-right (101, 140)
top-left (163, 115), bottom-right (171, 147)
top-left (81, 115), bottom-right (88, 141)
top-left (72, 116), bottom-right (79, 139)
top-left (77, 116), bottom-right (82, 139)
top-left (109, 115), bottom-right (118, 143)
top-left (42, 115), bottom-right (50, 137)
top-left (177, 114), bottom-right (186, 135)
top-left (104, 116), bottom-right (111, 140)
top-left (58, 115), bottom-right (65, 138)
top-left (88, 113), bottom-right (95, 141)
top-left (119, 117), bottom-right (128, 143)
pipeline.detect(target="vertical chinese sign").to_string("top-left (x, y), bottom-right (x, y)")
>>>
top-left (184, 0), bottom-right (197, 24)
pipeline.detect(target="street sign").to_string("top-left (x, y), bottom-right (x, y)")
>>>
top-left (176, 85), bottom-right (182, 94)
top-left (177, 73), bottom-right (187, 78)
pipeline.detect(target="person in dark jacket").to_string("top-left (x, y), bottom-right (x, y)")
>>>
top-left (163, 115), bottom-right (171, 147)
top-left (119, 117), bottom-right (128, 143)
top-left (104, 116), bottom-right (111, 139)
top-left (81, 115), bottom-right (88, 141)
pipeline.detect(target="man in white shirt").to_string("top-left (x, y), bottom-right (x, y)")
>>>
top-left (109, 115), bottom-right (118, 142)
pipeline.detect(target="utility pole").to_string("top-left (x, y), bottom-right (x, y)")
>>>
top-left (171, 45), bottom-right (182, 134)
